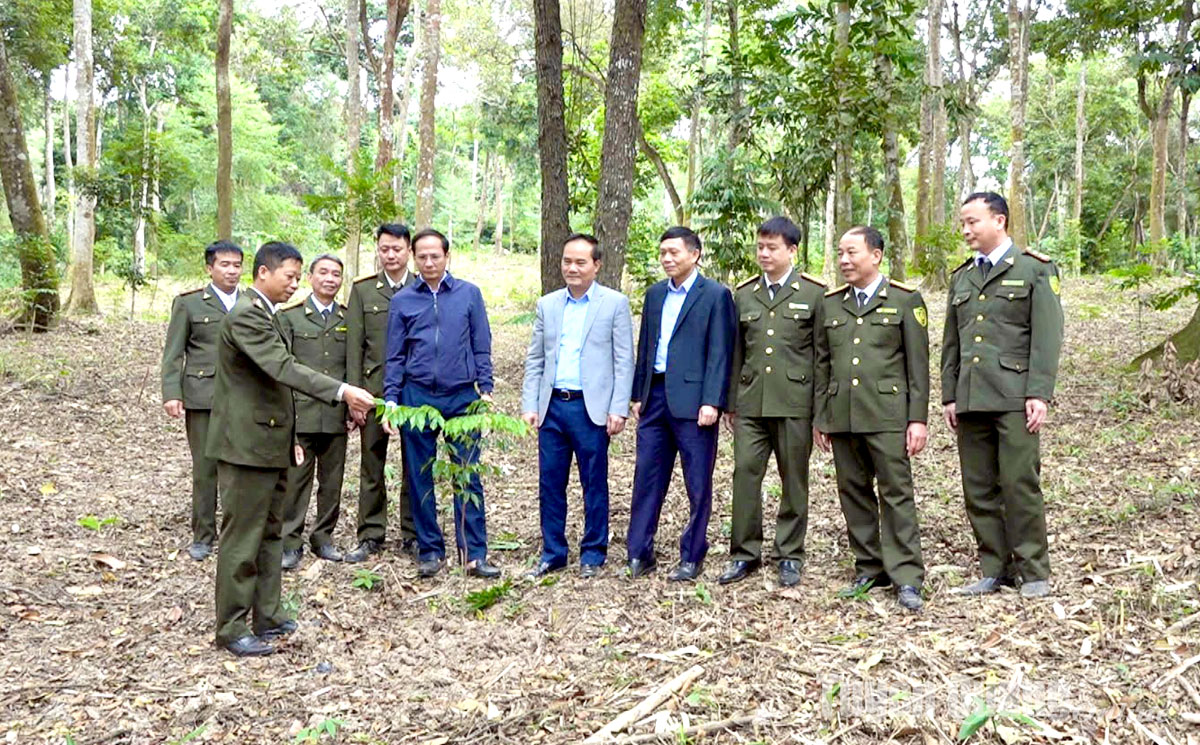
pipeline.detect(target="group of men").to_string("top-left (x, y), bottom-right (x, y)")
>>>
top-left (161, 190), bottom-right (1063, 657)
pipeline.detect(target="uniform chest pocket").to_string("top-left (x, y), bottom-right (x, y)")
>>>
top-left (869, 314), bottom-right (901, 345)
top-left (823, 317), bottom-right (848, 345)
top-left (189, 313), bottom-right (221, 333)
top-left (789, 307), bottom-right (813, 323)
top-left (740, 310), bottom-right (761, 324)
top-left (953, 292), bottom-right (972, 327)
top-left (999, 285), bottom-right (1031, 301)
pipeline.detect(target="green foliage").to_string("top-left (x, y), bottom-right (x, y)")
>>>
top-left (956, 699), bottom-right (1041, 741)
top-left (461, 580), bottom-right (513, 613)
top-left (77, 514), bottom-right (120, 531)
top-left (912, 222), bottom-right (967, 287)
top-left (690, 147), bottom-right (780, 284)
top-left (295, 718), bottom-right (344, 743)
top-left (303, 149), bottom-right (398, 255)
top-left (694, 582), bottom-right (713, 605)
top-left (168, 725), bottom-right (208, 745)
top-left (351, 568), bottom-right (382, 592)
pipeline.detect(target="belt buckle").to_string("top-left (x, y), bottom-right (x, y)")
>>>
top-left (557, 389), bottom-right (571, 401)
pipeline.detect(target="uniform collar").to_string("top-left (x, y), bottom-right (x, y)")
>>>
top-left (976, 237), bottom-right (1014, 266)
top-left (384, 269), bottom-right (410, 290)
top-left (249, 286), bottom-right (277, 315)
top-left (850, 273), bottom-right (884, 303)
top-left (310, 296), bottom-right (336, 315)
top-left (209, 283), bottom-right (239, 310)
top-left (762, 267), bottom-right (793, 289)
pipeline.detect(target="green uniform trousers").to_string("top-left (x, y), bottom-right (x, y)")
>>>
top-left (830, 431), bottom-right (924, 588)
top-left (282, 432), bottom-right (347, 551)
top-left (185, 409), bottom-right (219, 544)
top-left (214, 462), bottom-right (290, 645)
top-left (729, 415), bottom-right (812, 563)
top-left (956, 411), bottom-right (1049, 581)
top-left (357, 414), bottom-right (415, 543)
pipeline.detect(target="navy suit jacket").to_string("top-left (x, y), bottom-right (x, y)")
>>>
top-left (632, 273), bottom-right (737, 419)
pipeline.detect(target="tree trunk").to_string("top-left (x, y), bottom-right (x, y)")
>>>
top-left (0, 38), bottom-right (61, 330)
top-left (726, 0), bottom-right (744, 150)
top-left (344, 0), bottom-right (363, 278)
top-left (1006, 0), bottom-right (1030, 247)
top-left (914, 3), bottom-right (935, 263)
top-left (215, 0), bottom-right (233, 242)
top-left (63, 64), bottom-right (74, 248)
top-left (473, 149), bottom-right (490, 252)
top-left (1146, 102), bottom-right (1171, 248)
top-left (1178, 89), bottom-right (1191, 241)
top-left (376, 0), bottom-right (409, 172)
top-left (392, 0), bottom-right (422, 215)
top-left (876, 50), bottom-right (908, 281)
top-left (1134, 303), bottom-right (1200, 367)
top-left (132, 82), bottom-right (150, 275)
top-left (493, 159), bottom-right (505, 254)
top-left (928, 0), bottom-right (946, 225)
top-left (534, 0), bottom-right (571, 294)
top-left (413, 0), bottom-right (441, 226)
top-left (950, 1), bottom-right (974, 210)
top-left (823, 171), bottom-right (836, 279)
top-left (832, 1), bottom-right (852, 238)
top-left (42, 78), bottom-right (56, 231)
top-left (67, 0), bottom-right (98, 315)
top-left (593, 0), bottom-right (648, 289)
top-left (684, 0), bottom-right (712, 224)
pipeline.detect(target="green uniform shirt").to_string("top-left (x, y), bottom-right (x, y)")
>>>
top-left (728, 270), bottom-right (827, 419)
top-left (345, 269), bottom-right (416, 395)
top-left (161, 284), bottom-right (237, 409)
top-left (815, 277), bottom-right (930, 434)
top-left (277, 293), bottom-right (350, 435)
top-left (941, 246), bottom-right (1064, 412)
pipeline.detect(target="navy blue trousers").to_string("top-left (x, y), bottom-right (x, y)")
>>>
top-left (537, 396), bottom-right (610, 568)
top-left (626, 380), bottom-right (719, 564)
top-left (400, 382), bottom-right (488, 563)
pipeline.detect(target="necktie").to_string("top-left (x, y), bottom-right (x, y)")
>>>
top-left (321, 308), bottom-right (331, 322)
top-left (769, 282), bottom-right (781, 298)
top-left (977, 257), bottom-right (990, 278)
top-left (857, 290), bottom-right (868, 308)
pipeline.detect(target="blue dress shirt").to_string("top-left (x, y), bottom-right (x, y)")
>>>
top-left (552, 283), bottom-right (594, 390)
top-left (653, 268), bottom-right (698, 373)
top-left (383, 272), bottom-right (493, 403)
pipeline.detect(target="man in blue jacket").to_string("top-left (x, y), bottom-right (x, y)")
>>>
top-left (627, 226), bottom-right (737, 581)
top-left (381, 228), bottom-right (500, 580)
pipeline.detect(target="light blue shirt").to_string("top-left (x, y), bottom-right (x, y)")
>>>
top-left (851, 273), bottom-right (885, 307)
top-left (553, 283), bottom-right (595, 390)
top-left (654, 268), bottom-right (699, 373)
top-left (976, 237), bottom-right (1014, 267)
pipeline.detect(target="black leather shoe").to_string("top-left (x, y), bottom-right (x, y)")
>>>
top-left (526, 561), bottom-right (564, 579)
top-left (956, 576), bottom-right (1007, 596)
top-left (467, 559), bottom-right (502, 579)
top-left (580, 564), bottom-right (601, 578)
top-left (399, 537), bottom-right (419, 558)
top-left (627, 558), bottom-right (657, 578)
top-left (897, 585), bottom-right (923, 611)
top-left (418, 557), bottom-right (444, 578)
top-left (837, 575), bottom-right (890, 598)
top-left (777, 560), bottom-right (802, 587)
top-left (258, 619), bottom-right (298, 639)
top-left (224, 634), bottom-right (274, 657)
top-left (717, 559), bottom-right (760, 585)
top-left (668, 561), bottom-right (703, 582)
top-left (188, 542), bottom-right (212, 561)
top-left (280, 548), bottom-right (303, 571)
top-left (312, 543), bottom-right (343, 562)
top-left (344, 539), bottom-right (383, 563)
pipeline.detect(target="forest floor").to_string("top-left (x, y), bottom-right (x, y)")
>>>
top-left (1, 255), bottom-right (1199, 745)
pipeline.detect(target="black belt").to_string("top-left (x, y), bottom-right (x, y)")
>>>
top-left (552, 388), bottom-right (584, 401)
top-left (651, 373), bottom-right (666, 384)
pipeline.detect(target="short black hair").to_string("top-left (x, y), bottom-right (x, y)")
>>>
top-left (204, 240), bottom-right (243, 266)
top-left (411, 228), bottom-right (450, 254)
top-left (309, 253), bottom-right (344, 273)
top-left (564, 232), bottom-right (602, 262)
top-left (757, 216), bottom-right (800, 247)
top-left (963, 191), bottom-right (1009, 226)
top-left (660, 225), bottom-right (702, 255)
top-left (253, 241), bottom-right (304, 277)
top-left (846, 225), bottom-right (885, 253)
top-left (375, 223), bottom-right (411, 243)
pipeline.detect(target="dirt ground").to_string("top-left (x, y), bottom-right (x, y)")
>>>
top-left (0, 268), bottom-right (1198, 745)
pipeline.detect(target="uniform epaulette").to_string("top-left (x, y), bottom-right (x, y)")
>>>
top-left (1024, 248), bottom-right (1052, 263)
top-left (736, 276), bottom-right (759, 289)
top-left (178, 287), bottom-right (204, 297)
top-left (825, 283), bottom-right (848, 297)
top-left (799, 272), bottom-right (826, 287)
top-left (888, 278), bottom-right (916, 292)
top-left (353, 270), bottom-right (379, 284)
top-left (279, 291), bottom-right (310, 311)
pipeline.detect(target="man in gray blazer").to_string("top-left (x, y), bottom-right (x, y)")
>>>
top-left (521, 233), bottom-right (635, 578)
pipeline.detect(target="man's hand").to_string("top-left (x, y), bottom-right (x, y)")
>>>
top-left (163, 399), bottom-right (184, 419)
top-left (294, 443), bottom-right (305, 466)
top-left (606, 415), bottom-right (626, 436)
top-left (630, 401), bottom-right (641, 420)
top-left (521, 411), bottom-right (539, 431)
top-left (350, 408), bottom-right (367, 427)
top-left (722, 411), bottom-right (736, 434)
top-left (1025, 397), bottom-right (1048, 433)
top-left (943, 402), bottom-right (958, 433)
top-left (814, 427), bottom-right (831, 453)
top-left (698, 405), bottom-right (719, 427)
top-left (382, 416), bottom-right (400, 437)
top-left (906, 421), bottom-right (928, 457)
top-left (345, 418), bottom-right (358, 434)
top-left (343, 385), bottom-right (376, 417)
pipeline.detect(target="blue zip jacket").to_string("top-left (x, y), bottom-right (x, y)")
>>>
top-left (383, 272), bottom-right (494, 402)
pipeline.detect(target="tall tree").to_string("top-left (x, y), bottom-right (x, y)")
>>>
top-left (1006, 0), bottom-right (1031, 246)
top-left (375, 0), bottom-right (410, 171)
top-left (593, 0), bottom-right (648, 289)
top-left (1177, 88), bottom-right (1191, 240)
top-left (67, 0), bottom-right (98, 314)
top-left (413, 0), bottom-right (441, 226)
top-left (0, 36), bottom-right (60, 329)
top-left (874, 27), bottom-right (909, 279)
top-left (215, 0), bottom-right (233, 241)
top-left (928, 0), bottom-right (947, 225)
top-left (684, 0), bottom-right (713, 223)
top-left (42, 79), bottom-right (55, 230)
top-left (345, 0), bottom-right (363, 278)
top-left (1073, 59), bottom-right (1086, 269)
top-left (832, 0), bottom-right (852, 237)
top-left (534, 0), bottom-right (571, 294)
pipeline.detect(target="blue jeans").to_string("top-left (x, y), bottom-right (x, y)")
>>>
top-left (537, 396), bottom-right (610, 567)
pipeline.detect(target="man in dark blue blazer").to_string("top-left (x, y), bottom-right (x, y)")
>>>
top-left (627, 226), bottom-right (737, 581)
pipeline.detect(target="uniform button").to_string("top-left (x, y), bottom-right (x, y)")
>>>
top-left (204, 317), bottom-right (210, 323)
top-left (832, 319), bottom-right (839, 326)
top-left (972, 356), bottom-right (980, 364)
top-left (269, 418), bottom-right (276, 426)
top-left (978, 294), bottom-right (986, 301)
top-left (767, 329), bottom-right (775, 336)
top-left (852, 378), bottom-right (860, 386)
top-left (852, 357), bottom-right (860, 365)
top-left (976, 314), bottom-right (984, 322)
top-left (892, 385), bottom-right (898, 392)
top-left (769, 311), bottom-right (775, 318)
top-left (373, 306), bottom-right (379, 311)
top-left (765, 347), bottom-right (773, 355)
top-left (974, 335), bottom-right (982, 343)
top-left (325, 351), bottom-right (329, 356)
top-left (853, 338), bottom-right (861, 344)
top-left (856, 317), bottom-right (864, 325)
top-left (765, 366), bottom-right (773, 373)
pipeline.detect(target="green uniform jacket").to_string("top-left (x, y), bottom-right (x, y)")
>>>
top-left (941, 246), bottom-right (1064, 412)
top-left (815, 278), bottom-right (930, 434)
top-left (206, 291), bottom-right (344, 469)
top-left (345, 269), bottom-right (417, 395)
top-left (728, 270), bottom-right (828, 418)
top-left (277, 293), bottom-right (350, 434)
top-left (161, 285), bottom-right (237, 409)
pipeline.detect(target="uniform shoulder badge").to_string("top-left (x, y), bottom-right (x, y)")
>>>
top-left (912, 306), bottom-right (928, 327)
top-left (953, 257), bottom-right (974, 273)
top-left (825, 283), bottom-right (848, 297)
top-left (353, 270), bottom-right (378, 284)
top-left (888, 278), bottom-right (916, 292)
top-left (799, 272), bottom-right (826, 287)
top-left (178, 287), bottom-right (204, 297)
top-left (736, 276), bottom-right (759, 289)
top-left (1024, 248), bottom-right (1052, 263)
top-left (279, 291), bottom-right (309, 311)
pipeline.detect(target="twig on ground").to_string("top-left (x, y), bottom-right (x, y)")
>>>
top-left (1152, 654), bottom-right (1200, 690)
top-left (584, 665), bottom-right (704, 743)
top-left (612, 714), bottom-right (762, 743)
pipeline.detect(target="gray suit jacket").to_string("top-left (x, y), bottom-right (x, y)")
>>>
top-left (521, 283), bottom-right (635, 427)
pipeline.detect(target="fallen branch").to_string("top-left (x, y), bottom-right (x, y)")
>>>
top-left (1152, 653), bottom-right (1200, 690)
top-left (1166, 611), bottom-right (1200, 636)
top-left (1129, 712), bottom-right (1171, 745)
top-left (613, 714), bottom-right (760, 743)
top-left (1182, 712), bottom-right (1200, 725)
top-left (1177, 676), bottom-right (1200, 709)
top-left (584, 665), bottom-right (705, 743)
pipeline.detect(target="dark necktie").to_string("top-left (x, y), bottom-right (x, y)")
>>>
top-left (857, 290), bottom-right (868, 308)
top-left (977, 257), bottom-right (990, 278)
top-left (769, 282), bottom-right (781, 298)
top-left (321, 308), bottom-right (331, 322)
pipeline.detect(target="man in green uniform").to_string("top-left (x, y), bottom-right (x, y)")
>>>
top-left (344, 224), bottom-right (419, 563)
top-left (943, 192), bottom-right (1064, 599)
top-left (277, 254), bottom-right (351, 569)
top-left (161, 240), bottom-right (243, 561)
top-left (815, 226), bottom-right (929, 612)
top-left (207, 242), bottom-right (376, 656)
top-left (718, 217), bottom-right (827, 587)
